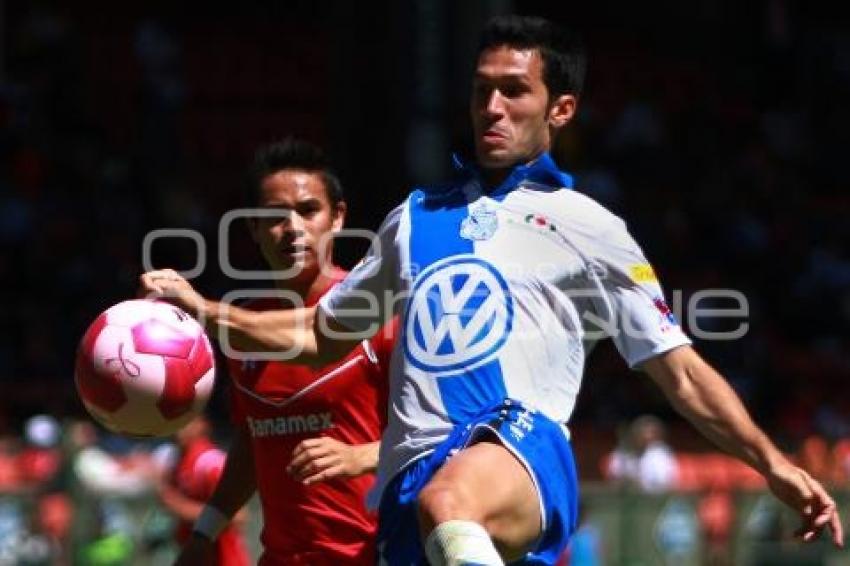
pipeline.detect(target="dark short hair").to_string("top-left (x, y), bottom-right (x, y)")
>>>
top-left (247, 137), bottom-right (344, 207)
top-left (478, 15), bottom-right (586, 98)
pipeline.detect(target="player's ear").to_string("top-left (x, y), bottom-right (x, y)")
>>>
top-left (331, 201), bottom-right (347, 234)
top-left (548, 94), bottom-right (577, 129)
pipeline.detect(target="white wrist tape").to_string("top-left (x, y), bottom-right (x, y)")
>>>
top-left (192, 505), bottom-right (229, 541)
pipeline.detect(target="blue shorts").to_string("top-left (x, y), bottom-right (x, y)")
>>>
top-left (377, 399), bottom-right (579, 565)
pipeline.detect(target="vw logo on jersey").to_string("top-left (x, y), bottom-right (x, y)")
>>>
top-left (403, 255), bottom-right (513, 373)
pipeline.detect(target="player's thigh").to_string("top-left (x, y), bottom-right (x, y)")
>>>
top-left (418, 436), bottom-right (541, 559)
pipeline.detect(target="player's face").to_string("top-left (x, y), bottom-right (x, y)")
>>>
top-left (251, 170), bottom-right (345, 283)
top-left (471, 46), bottom-right (575, 170)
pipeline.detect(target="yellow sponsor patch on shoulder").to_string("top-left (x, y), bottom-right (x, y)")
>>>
top-left (629, 264), bottom-right (658, 283)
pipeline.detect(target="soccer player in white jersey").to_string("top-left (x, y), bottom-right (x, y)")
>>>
top-left (142, 15), bottom-right (843, 565)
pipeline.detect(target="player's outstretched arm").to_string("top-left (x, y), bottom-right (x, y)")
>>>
top-left (139, 269), bottom-right (360, 365)
top-left (643, 345), bottom-right (843, 547)
top-left (287, 438), bottom-right (380, 485)
top-left (175, 426), bottom-right (256, 565)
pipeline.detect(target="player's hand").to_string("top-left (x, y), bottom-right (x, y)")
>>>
top-left (138, 269), bottom-right (205, 317)
top-left (173, 532), bottom-right (214, 566)
top-left (287, 437), bottom-right (374, 485)
top-left (765, 461), bottom-right (844, 547)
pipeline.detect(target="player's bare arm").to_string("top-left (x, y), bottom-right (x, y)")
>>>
top-left (176, 426), bottom-right (256, 563)
top-left (643, 345), bottom-right (844, 547)
top-left (287, 438), bottom-right (380, 485)
top-left (204, 426), bottom-right (256, 523)
top-left (139, 268), bottom-right (359, 365)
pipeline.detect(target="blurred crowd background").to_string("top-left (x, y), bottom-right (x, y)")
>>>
top-left (1, 0), bottom-right (849, 563)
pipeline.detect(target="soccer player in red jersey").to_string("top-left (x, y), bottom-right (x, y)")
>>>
top-left (158, 415), bottom-right (250, 565)
top-left (175, 139), bottom-right (395, 565)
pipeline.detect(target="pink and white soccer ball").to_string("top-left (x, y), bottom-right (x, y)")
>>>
top-left (74, 300), bottom-right (215, 437)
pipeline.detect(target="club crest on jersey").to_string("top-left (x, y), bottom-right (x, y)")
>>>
top-left (403, 255), bottom-right (513, 373)
top-left (460, 204), bottom-right (498, 241)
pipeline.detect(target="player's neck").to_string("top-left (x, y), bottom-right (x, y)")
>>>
top-left (479, 152), bottom-right (546, 191)
top-left (274, 266), bottom-right (337, 303)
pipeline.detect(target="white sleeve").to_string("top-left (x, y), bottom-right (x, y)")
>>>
top-left (319, 203), bottom-right (404, 334)
top-left (587, 216), bottom-right (691, 369)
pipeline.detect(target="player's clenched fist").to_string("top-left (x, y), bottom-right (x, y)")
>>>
top-left (138, 269), bottom-right (206, 317)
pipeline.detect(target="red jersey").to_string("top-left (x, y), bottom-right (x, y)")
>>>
top-left (170, 438), bottom-right (250, 566)
top-left (227, 269), bottom-right (395, 566)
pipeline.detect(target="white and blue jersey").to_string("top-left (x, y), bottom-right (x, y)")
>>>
top-left (320, 153), bottom-right (691, 509)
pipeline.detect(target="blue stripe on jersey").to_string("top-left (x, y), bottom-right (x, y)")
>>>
top-left (435, 361), bottom-right (509, 423)
top-left (405, 189), bottom-right (508, 424)
top-left (408, 189), bottom-right (472, 270)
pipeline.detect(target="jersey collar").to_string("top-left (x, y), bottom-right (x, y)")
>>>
top-left (423, 152), bottom-right (573, 204)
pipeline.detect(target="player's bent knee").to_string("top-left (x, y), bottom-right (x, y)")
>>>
top-left (418, 480), bottom-right (480, 534)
